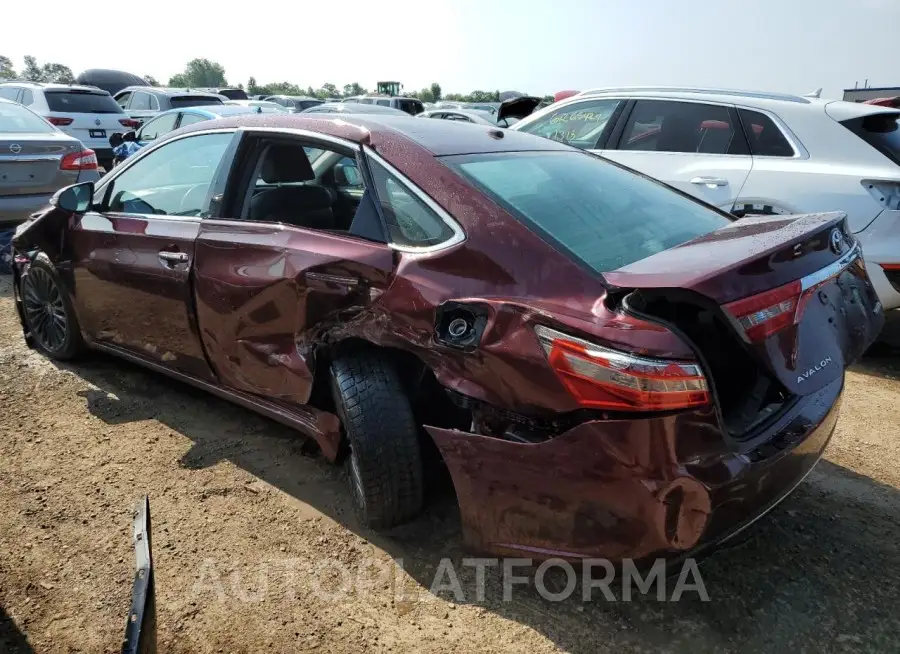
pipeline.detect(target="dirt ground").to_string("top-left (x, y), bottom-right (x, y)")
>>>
top-left (0, 272), bottom-right (898, 654)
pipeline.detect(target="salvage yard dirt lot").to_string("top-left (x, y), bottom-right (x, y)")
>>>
top-left (0, 272), bottom-right (899, 654)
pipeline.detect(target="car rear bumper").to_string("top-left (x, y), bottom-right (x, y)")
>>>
top-left (426, 376), bottom-right (842, 563)
top-left (856, 208), bottom-right (900, 310)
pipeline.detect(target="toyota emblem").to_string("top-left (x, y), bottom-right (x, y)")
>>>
top-left (829, 228), bottom-right (844, 254)
top-left (9, 143), bottom-right (21, 154)
top-left (94, 118), bottom-right (102, 126)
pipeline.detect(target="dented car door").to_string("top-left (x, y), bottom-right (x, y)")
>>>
top-left (191, 221), bottom-right (395, 404)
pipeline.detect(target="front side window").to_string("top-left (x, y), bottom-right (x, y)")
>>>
top-left (620, 100), bottom-right (745, 155)
top-left (367, 157), bottom-right (456, 248)
top-left (138, 112), bottom-right (178, 141)
top-left (115, 92), bottom-right (132, 109)
top-left (445, 151), bottom-right (731, 272)
top-left (516, 99), bottom-right (622, 149)
top-left (105, 133), bottom-right (233, 216)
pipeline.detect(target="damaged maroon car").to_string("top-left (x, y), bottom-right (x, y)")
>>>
top-left (11, 113), bottom-right (883, 563)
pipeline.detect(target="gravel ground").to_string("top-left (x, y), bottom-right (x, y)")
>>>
top-left (0, 272), bottom-right (898, 653)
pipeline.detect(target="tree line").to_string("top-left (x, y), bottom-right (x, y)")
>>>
top-left (1, 56), bottom-right (550, 103)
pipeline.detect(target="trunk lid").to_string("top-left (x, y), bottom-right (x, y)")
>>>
top-left (497, 95), bottom-right (542, 122)
top-left (0, 132), bottom-right (81, 196)
top-left (606, 212), bottom-right (884, 400)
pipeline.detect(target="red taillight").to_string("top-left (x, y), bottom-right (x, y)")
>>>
top-left (723, 280), bottom-right (801, 342)
top-left (60, 149), bottom-right (98, 171)
top-left (535, 325), bottom-right (710, 411)
top-left (119, 118), bottom-right (140, 128)
top-left (47, 117), bottom-right (73, 126)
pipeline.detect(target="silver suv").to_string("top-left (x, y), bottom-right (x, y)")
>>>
top-left (0, 82), bottom-right (134, 170)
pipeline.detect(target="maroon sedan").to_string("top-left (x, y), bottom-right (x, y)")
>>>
top-left (11, 113), bottom-right (883, 563)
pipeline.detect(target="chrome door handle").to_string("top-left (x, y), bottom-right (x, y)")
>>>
top-left (158, 251), bottom-right (189, 265)
top-left (690, 176), bottom-right (728, 187)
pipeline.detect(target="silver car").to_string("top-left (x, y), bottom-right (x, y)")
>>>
top-left (1, 98), bottom-right (101, 226)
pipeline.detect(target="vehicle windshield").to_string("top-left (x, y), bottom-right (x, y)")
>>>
top-left (170, 96), bottom-right (223, 108)
top-left (444, 151), bottom-right (732, 272)
top-left (45, 90), bottom-right (123, 114)
top-left (0, 102), bottom-right (55, 133)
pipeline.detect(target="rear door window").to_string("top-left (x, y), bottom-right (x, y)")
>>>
top-left (738, 109), bottom-right (795, 157)
top-left (515, 99), bottom-right (623, 149)
top-left (44, 91), bottom-right (123, 114)
top-left (0, 87), bottom-right (20, 101)
top-left (138, 112), bottom-right (178, 141)
top-left (619, 100), bottom-right (746, 155)
top-left (840, 112), bottom-right (900, 166)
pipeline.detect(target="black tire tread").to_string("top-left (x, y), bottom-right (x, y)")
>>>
top-left (330, 351), bottom-right (424, 530)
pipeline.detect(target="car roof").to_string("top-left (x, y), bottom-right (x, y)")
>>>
top-left (172, 113), bottom-right (572, 156)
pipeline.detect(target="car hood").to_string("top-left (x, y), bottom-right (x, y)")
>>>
top-left (497, 96), bottom-right (542, 122)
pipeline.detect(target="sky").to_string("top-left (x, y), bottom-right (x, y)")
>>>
top-left (3, 0), bottom-right (898, 100)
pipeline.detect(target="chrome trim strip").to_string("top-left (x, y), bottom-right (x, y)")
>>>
top-left (363, 146), bottom-right (466, 254)
top-left (305, 271), bottom-right (359, 286)
top-left (0, 154), bottom-right (62, 162)
top-left (800, 241), bottom-right (860, 291)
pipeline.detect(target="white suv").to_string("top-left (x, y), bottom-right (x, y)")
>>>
top-left (0, 82), bottom-right (137, 170)
top-left (511, 86), bottom-right (900, 310)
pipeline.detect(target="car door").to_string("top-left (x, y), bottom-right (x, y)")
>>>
top-left (190, 133), bottom-right (399, 405)
top-left (70, 130), bottom-right (238, 380)
top-left (600, 99), bottom-right (752, 211)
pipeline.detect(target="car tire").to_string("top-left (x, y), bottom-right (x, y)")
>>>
top-left (329, 351), bottom-right (424, 530)
top-left (19, 255), bottom-right (85, 360)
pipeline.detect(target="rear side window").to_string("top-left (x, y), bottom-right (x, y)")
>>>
top-left (445, 151), bottom-right (731, 272)
top-left (840, 112), bottom-right (900, 166)
top-left (0, 102), bottom-right (54, 133)
top-left (516, 99), bottom-right (622, 149)
top-left (170, 96), bottom-right (223, 108)
top-left (398, 99), bottom-right (423, 115)
top-left (20, 89), bottom-right (33, 106)
top-left (619, 100), bottom-right (746, 155)
top-left (367, 157), bottom-right (457, 248)
top-left (45, 91), bottom-right (123, 114)
top-left (738, 109), bottom-right (795, 157)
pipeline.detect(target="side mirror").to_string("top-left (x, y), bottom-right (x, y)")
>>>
top-left (334, 163), bottom-right (361, 187)
top-left (52, 182), bottom-right (94, 213)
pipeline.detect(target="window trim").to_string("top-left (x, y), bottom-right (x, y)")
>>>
top-left (363, 146), bottom-right (466, 254)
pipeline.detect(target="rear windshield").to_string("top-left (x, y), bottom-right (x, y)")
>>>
top-left (170, 96), bottom-right (223, 108)
top-left (444, 151), bottom-right (732, 272)
top-left (45, 90), bottom-right (123, 114)
top-left (218, 89), bottom-right (248, 100)
top-left (841, 113), bottom-right (900, 165)
top-left (0, 102), bottom-right (54, 133)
